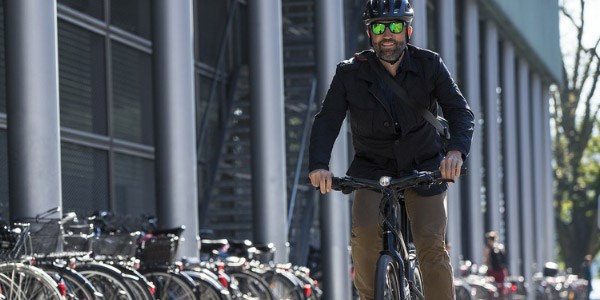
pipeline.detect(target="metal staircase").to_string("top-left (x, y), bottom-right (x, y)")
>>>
top-left (200, 0), bottom-right (319, 264)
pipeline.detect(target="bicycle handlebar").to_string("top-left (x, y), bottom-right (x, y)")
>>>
top-left (330, 167), bottom-right (467, 194)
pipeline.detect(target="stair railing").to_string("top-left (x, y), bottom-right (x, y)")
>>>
top-left (287, 76), bottom-right (317, 230)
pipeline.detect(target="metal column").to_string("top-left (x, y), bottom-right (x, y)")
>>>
top-left (316, 0), bottom-right (351, 299)
top-left (542, 85), bottom-right (555, 263)
top-left (531, 74), bottom-right (544, 271)
top-left (463, 0), bottom-right (484, 264)
top-left (411, 0), bottom-right (427, 48)
top-left (248, 0), bottom-right (289, 263)
top-left (439, 0), bottom-right (462, 272)
top-left (152, 0), bottom-right (200, 258)
top-left (517, 59), bottom-right (534, 295)
top-left (4, 0), bottom-right (62, 219)
top-left (483, 20), bottom-right (501, 235)
top-left (501, 41), bottom-right (521, 276)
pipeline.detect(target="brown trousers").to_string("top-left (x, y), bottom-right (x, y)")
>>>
top-left (351, 189), bottom-right (454, 300)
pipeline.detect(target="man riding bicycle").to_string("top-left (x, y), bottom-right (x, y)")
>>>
top-left (308, 0), bottom-right (474, 299)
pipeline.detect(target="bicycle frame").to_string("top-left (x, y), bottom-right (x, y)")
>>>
top-left (328, 170), bottom-right (457, 299)
top-left (379, 187), bottom-right (423, 299)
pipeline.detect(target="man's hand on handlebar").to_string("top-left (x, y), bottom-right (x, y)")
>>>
top-left (309, 169), bottom-right (334, 194)
top-left (440, 150), bottom-right (463, 181)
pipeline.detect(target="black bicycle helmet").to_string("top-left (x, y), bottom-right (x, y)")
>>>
top-left (363, 0), bottom-right (414, 25)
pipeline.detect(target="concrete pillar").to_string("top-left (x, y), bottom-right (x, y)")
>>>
top-left (463, 0), bottom-right (484, 264)
top-left (316, 0), bottom-right (351, 298)
top-left (517, 59), bottom-right (535, 293)
top-left (541, 85), bottom-right (555, 263)
top-left (248, 0), bottom-right (289, 263)
top-left (483, 20), bottom-right (502, 235)
top-left (152, 0), bottom-right (200, 258)
top-left (5, 0), bottom-right (62, 219)
top-left (531, 74), bottom-right (545, 270)
top-left (411, 0), bottom-right (427, 48)
top-left (501, 41), bottom-right (521, 275)
top-left (438, 0), bottom-right (462, 271)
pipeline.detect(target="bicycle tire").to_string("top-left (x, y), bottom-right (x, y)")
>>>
top-left (409, 264), bottom-right (424, 299)
top-left (76, 262), bottom-right (136, 300)
top-left (0, 262), bottom-right (63, 300)
top-left (0, 272), bottom-right (27, 300)
top-left (142, 268), bottom-right (200, 300)
top-left (229, 269), bottom-right (275, 299)
top-left (110, 264), bottom-right (155, 300)
top-left (184, 269), bottom-right (231, 300)
top-left (41, 264), bottom-right (103, 300)
top-left (262, 268), bottom-right (304, 300)
top-left (374, 254), bottom-right (403, 300)
top-left (455, 284), bottom-right (472, 300)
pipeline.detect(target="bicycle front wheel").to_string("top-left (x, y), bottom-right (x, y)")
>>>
top-left (409, 264), bottom-right (424, 299)
top-left (374, 254), bottom-right (403, 300)
top-left (142, 268), bottom-right (200, 300)
top-left (0, 263), bottom-right (63, 300)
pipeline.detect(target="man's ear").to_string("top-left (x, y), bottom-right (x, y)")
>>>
top-left (408, 26), bottom-right (413, 38)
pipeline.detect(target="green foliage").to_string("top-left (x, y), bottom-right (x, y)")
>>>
top-left (554, 0), bottom-right (600, 273)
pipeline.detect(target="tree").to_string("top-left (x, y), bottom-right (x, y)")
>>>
top-left (553, 0), bottom-right (600, 273)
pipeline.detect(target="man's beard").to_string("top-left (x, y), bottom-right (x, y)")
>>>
top-left (373, 39), bottom-right (405, 64)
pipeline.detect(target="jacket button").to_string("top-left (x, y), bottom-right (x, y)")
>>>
top-left (394, 140), bottom-right (400, 145)
top-left (384, 121), bottom-right (390, 127)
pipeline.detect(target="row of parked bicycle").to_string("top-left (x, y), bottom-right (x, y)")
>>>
top-left (451, 260), bottom-right (589, 300)
top-left (0, 209), bottom-right (322, 299)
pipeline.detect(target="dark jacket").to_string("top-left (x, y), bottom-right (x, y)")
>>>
top-left (308, 44), bottom-right (474, 195)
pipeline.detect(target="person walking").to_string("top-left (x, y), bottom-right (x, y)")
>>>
top-left (308, 0), bottom-right (474, 299)
top-left (581, 254), bottom-right (594, 299)
top-left (483, 231), bottom-right (508, 288)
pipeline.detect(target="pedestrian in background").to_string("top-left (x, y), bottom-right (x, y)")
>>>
top-left (581, 254), bottom-right (594, 300)
top-left (483, 231), bottom-right (508, 288)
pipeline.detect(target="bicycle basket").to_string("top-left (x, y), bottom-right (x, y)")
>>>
top-left (22, 219), bottom-right (61, 255)
top-left (139, 235), bottom-right (179, 266)
top-left (91, 232), bottom-right (139, 257)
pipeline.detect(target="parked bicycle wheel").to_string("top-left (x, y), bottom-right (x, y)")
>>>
top-left (0, 272), bottom-right (27, 299)
top-left (109, 264), bottom-right (155, 300)
top-left (184, 270), bottom-right (231, 300)
top-left (0, 262), bottom-right (63, 300)
top-left (262, 268), bottom-right (304, 300)
top-left (229, 269), bottom-right (275, 299)
top-left (374, 254), bottom-right (403, 300)
top-left (42, 264), bottom-right (103, 300)
top-left (142, 268), bottom-right (200, 300)
top-left (76, 262), bottom-right (135, 299)
top-left (409, 264), bottom-right (424, 299)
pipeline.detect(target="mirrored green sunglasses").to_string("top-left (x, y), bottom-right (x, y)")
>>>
top-left (370, 21), bottom-right (405, 35)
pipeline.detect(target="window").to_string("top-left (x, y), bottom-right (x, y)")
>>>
top-left (58, 0), bottom-right (104, 20)
top-left (114, 153), bottom-right (155, 216)
top-left (58, 20), bottom-right (107, 134)
top-left (61, 142), bottom-right (109, 217)
top-left (111, 41), bottom-right (153, 145)
top-left (110, 0), bottom-right (151, 39)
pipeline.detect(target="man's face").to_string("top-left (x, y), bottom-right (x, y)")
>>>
top-left (369, 20), bottom-right (408, 64)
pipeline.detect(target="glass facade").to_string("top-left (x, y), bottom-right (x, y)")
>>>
top-left (56, 0), bottom-right (155, 218)
top-left (58, 20), bottom-right (107, 135)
